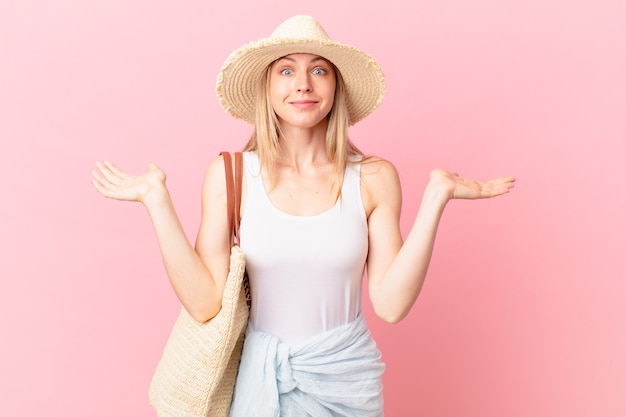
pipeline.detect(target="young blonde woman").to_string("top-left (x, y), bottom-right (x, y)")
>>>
top-left (92, 15), bottom-right (515, 416)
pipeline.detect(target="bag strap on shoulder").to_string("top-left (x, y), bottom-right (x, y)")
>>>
top-left (220, 152), bottom-right (243, 246)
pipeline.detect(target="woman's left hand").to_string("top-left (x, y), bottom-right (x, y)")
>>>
top-left (428, 169), bottom-right (516, 201)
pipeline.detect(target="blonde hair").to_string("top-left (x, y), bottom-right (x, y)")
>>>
top-left (242, 61), bottom-right (363, 191)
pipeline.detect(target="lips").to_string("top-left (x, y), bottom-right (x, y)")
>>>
top-left (289, 100), bottom-right (318, 109)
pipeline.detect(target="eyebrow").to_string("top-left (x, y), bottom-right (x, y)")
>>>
top-left (276, 56), bottom-right (329, 65)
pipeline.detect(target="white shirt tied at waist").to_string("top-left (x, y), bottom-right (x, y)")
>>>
top-left (229, 313), bottom-right (385, 417)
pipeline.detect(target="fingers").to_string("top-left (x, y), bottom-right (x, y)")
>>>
top-left (491, 176), bottom-right (516, 187)
top-left (485, 176), bottom-right (516, 197)
top-left (495, 176), bottom-right (516, 193)
top-left (91, 167), bottom-right (116, 199)
top-left (463, 176), bottom-right (515, 199)
top-left (94, 161), bottom-right (125, 185)
top-left (91, 161), bottom-right (127, 198)
top-left (91, 162), bottom-right (109, 186)
top-left (430, 169), bottom-right (515, 200)
top-left (91, 172), bottom-right (113, 197)
top-left (104, 160), bottom-right (128, 179)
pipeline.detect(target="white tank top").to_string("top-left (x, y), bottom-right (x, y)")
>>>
top-left (239, 152), bottom-right (368, 345)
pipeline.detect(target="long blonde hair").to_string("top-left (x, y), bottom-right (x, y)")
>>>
top-left (242, 61), bottom-right (363, 191)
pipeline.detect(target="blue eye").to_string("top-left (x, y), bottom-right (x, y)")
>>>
top-left (281, 69), bottom-right (293, 75)
top-left (312, 68), bottom-right (326, 75)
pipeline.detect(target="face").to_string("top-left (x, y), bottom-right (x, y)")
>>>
top-left (269, 53), bottom-right (336, 131)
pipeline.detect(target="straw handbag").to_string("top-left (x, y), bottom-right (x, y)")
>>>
top-left (149, 152), bottom-right (249, 417)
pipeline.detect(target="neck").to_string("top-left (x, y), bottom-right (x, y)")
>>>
top-left (277, 121), bottom-right (329, 168)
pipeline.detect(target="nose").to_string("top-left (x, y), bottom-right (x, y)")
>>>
top-left (295, 72), bottom-right (312, 92)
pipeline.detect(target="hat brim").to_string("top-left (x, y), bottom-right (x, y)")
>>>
top-left (216, 38), bottom-right (385, 125)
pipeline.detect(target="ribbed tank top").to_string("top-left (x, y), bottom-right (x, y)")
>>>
top-left (239, 152), bottom-right (368, 345)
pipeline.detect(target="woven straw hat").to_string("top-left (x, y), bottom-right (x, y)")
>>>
top-left (216, 15), bottom-right (385, 125)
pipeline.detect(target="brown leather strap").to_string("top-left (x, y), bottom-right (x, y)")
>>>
top-left (221, 151), bottom-right (250, 308)
top-left (220, 152), bottom-right (243, 246)
top-left (233, 152), bottom-right (243, 243)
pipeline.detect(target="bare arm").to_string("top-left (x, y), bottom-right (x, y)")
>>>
top-left (363, 159), bottom-right (515, 323)
top-left (91, 157), bottom-right (232, 321)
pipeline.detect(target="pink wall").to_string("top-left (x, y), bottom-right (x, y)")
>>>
top-left (1, 1), bottom-right (624, 416)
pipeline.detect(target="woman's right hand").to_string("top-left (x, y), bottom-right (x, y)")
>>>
top-left (91, 161), bottom-right (167, 204)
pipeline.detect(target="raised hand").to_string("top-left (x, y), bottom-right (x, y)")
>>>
top-left (428, 168), bottom-right (515, 201)
top-left (91, 161), bottom-right (167, 204)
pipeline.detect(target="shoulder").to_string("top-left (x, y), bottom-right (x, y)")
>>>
top-left (203, 152), bottom-right (248, 183)
top-left (200, 154), bottom-right (229, 202)
top-left (359, 156), bottom-right (402, 217)
top-left (360, 156), bottom-right (399, 179)
top-left (201, 152), bottom-right (251, 204)
top-left (204, 154), bottom-right (227, 184)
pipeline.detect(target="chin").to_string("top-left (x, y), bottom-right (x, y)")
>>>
top-left (280, 117), bottom-right (328, 131)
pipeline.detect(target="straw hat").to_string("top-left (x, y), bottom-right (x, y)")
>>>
top-left (216, 15), bottom-right (385, 125)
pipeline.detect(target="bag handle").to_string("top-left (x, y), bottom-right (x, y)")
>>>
top-left (220, 152), bottom-right (243, 246)
top-left (221, 152), bottom-right (250, 308)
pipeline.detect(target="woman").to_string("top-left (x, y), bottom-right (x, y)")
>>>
top-left (92, 15), bottom-right (514, 416)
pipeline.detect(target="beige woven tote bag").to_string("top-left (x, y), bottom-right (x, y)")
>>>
top-left (149, 152), bottom-right (249, 417)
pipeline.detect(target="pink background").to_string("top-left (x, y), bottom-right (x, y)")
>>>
top-left (1, 1), bottom-right (625, 416)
